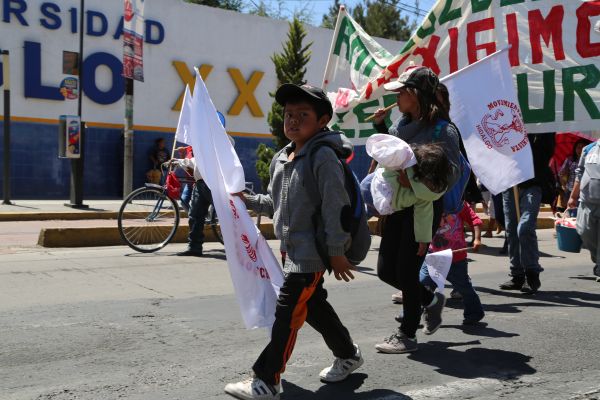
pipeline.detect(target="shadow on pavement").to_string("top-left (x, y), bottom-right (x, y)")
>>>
top-left (469, 245), bottom-right (564, 259)
top-left (445, 298), bottom-right (523, 314)
top-left (408, 342), bottom-right (536, 380)
top-left (443, 323), bottom-right (519, 338)
top-left (282, 373), bottom-right (413, 399)
top-left (476, 287), bottom-right (600, 309)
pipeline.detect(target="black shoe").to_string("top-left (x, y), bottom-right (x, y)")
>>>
top-left (176, 249), bottom-right (203, 257)
top-left (499, 276), bottom-right (525, 290)
top-left (521, 272), bottom-right (541, 294)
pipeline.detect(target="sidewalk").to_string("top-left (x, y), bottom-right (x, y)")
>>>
top-left (0, 199), bottom-right (556, 249)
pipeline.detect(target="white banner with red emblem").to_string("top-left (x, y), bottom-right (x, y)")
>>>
top-left (325, 1), bottom-right (600, 142)
top-left (187, 70), bottom-right (284, 329)
top-left (442, 48), bottom-right (534, 195)
top-left (123, 0), bottom-right (145, 82)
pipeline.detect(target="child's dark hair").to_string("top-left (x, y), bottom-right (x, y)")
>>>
top-left (411, 143), bottom-right (449, 193)
top-left (284, 97), bottom-right (332, 120)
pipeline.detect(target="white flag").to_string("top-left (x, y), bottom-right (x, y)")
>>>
top-left (175, 85), bottom-right (192, 145)
top-left (424, 249), bottom-right (453, 295)
top-left (188, 70), bottom-right (283, 329)
top-left (442, 49), bottom-right (534, 196)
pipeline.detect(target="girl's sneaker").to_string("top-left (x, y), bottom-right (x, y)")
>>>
top-left (319, 344), bottom-right (364, 383)
top-left (224, 377), bottom-right (281, 399)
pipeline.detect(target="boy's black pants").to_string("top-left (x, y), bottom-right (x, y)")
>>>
top-left (252, 271), bottom-right (355, 385)
top-left (377, 199), bottom-right (443, 338)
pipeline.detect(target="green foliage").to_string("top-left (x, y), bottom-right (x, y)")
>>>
top-left (321, 0), bottom-right (341, 29)
top-left (185, 0), bottom-right (244, 11)
top-left (255, 143), bottom-right (276, 192)
top-left (351, 0), bottom-right (415, 41)
top-left (268, 18), bottom-right (312, 149)
top-left (247, 0), bottom-right (313, 24)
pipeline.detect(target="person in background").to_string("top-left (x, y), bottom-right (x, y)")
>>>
top-left (499, 133), bottom-right (555, 294)
top-left (150, 138), bottom-right (170, 169)
top-left (568, 140), bottom-right (600, 282)
top-left (560, 139), bottom-right (590, 204)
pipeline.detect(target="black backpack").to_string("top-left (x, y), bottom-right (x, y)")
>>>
top-left (303, 143), bottom-right (371, 270)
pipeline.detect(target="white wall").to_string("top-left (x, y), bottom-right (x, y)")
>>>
top-left (0, 0), bottom-right (403, 136)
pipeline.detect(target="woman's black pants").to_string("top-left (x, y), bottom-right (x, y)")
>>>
top-left (377, 199), bottom-right (443, 338)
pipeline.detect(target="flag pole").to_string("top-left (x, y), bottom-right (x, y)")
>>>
top-left (321, 5), bottom-right (346, 90)
top-left (513, 186), bottom-right (521, 220)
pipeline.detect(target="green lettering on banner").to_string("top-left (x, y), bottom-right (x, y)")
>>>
top-left (400, 38), bottom-right (415, 54)
top-left (333, 17), bottom-right (355, 61)
top-left (440, 0), bottom-right (461, 24)
top-left (417, 12), bottom-right (437, 39)
top-left (353, 99), bottom-right (380, 138)
top-left (471, 0), bottom-right (492, 14)
top-left (517, 70), bottom-right (556, 123)
top-left (363, 58), bottom-right (378, 76)
top-left (354, 50), bottom-right (369, 72)
top-left (500, 0), bottom-right (525, 6)
top-left (562, 64), bottom-right (600, 121)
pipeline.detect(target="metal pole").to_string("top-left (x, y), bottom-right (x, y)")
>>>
top-left (123, 77), bottom-right (134, 197)
top-left (2, 50), bottom-right (12, 205)
top-left (65, 0), bottom-right (88, 208)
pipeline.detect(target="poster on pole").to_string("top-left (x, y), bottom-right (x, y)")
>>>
top-left (123, 0), bottom-right (145, 82)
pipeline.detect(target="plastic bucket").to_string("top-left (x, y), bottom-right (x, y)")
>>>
top-left (556, 223), bottom-right (582, 253)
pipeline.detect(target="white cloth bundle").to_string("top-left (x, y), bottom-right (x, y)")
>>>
top-left (371, 168), bottom-right (395, 215)
top-left (366, 134), bottom-right (416, 170)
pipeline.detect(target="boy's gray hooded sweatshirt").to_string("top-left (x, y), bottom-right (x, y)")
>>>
top-left (246, 130), bottom-right (353, 274)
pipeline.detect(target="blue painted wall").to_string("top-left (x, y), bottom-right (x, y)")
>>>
top-left (0, 122), bottom-right (371, 199)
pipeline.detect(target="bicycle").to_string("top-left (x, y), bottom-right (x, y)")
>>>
top-left (117, 163), bottom-right (258, 253)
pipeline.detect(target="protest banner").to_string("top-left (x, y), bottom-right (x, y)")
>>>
top-left (187, 71), bottom-right (284, 329)
top-left (325, 1), bottom-right (600, 142)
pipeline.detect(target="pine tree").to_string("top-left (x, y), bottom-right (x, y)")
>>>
top-left (268, 18), bottom-right (312, 149)
top-left (321, 0), bottom-right (341, 29)
top-left (352, 0), bottom-right (415, 41)
top-left (185, 0), bottom-right (244, 12)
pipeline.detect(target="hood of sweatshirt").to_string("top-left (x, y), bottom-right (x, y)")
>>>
top-left (293, 130), bottom-right (354, 160)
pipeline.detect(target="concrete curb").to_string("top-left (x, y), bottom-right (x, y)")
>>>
top-left (38, 222), bottom-right (276, 248)
top-left (37, 218), bottom-right (554, 248)
top-left (2, 206), bottom-right (554, 222)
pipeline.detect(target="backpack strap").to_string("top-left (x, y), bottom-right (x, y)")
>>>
top-left (432, 119), bottom-right (450, 141)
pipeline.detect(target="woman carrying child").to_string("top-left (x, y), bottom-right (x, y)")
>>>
top-left (370, 66), bottom-right (462, 353)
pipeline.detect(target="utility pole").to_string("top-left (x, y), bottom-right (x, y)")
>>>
top-left (65, 0), bottom-right (88, 208)
top-left (123, 78), bottom-right (133, 197)
top-left (2, 49), bottom-right (11, 205)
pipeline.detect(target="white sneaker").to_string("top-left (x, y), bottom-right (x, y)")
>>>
top-left (224, 377), bottom-right (281, 399)
top-left (319, 344), bottom-right (364, 383)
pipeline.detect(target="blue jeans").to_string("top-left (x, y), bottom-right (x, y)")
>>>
top-left (502, 186), bottom-right (543, 277)
top-left (188, 180), bottom-right (212, 252)
top-left (420, 259), bottom-right (484, 321)
top-left (180, 183), bottom-right (192, 213)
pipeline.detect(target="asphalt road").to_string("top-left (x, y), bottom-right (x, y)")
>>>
top-left (1, 231), bottom-right (599, 400)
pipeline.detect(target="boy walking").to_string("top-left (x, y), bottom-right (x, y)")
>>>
top-left (224, 84), bottom-right (363, 399)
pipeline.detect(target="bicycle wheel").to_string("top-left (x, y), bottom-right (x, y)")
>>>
top-left (206, 204), bottom-right (224, 244)
top-left (118, 186), bottom-right (180, 253)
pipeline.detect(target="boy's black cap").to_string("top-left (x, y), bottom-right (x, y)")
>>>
top-left (275, 83), bottom-right (333, 116)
